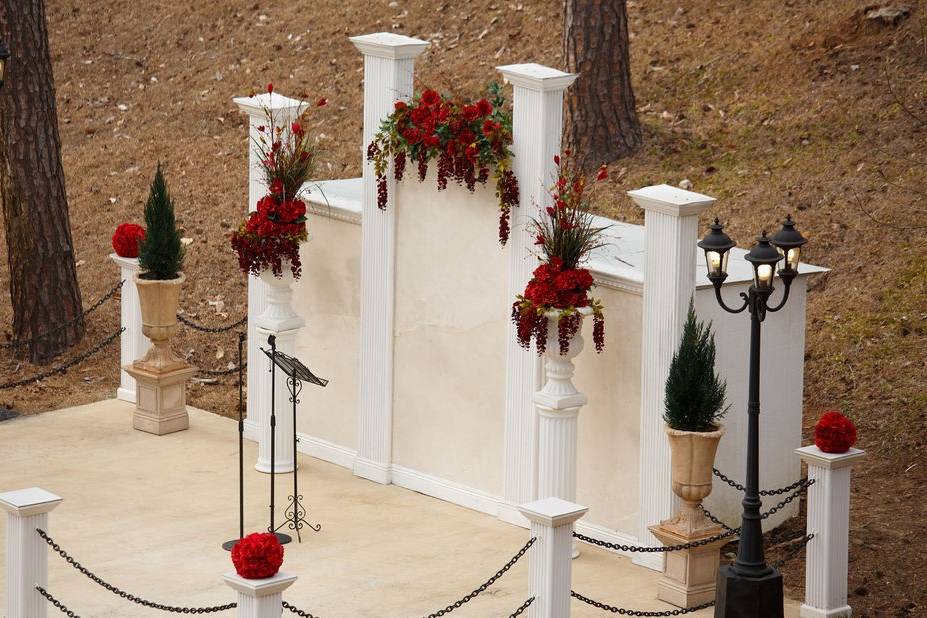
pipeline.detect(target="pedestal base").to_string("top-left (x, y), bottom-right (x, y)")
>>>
top-left (124, 363), bottom-right (197, 435)
top-left (650, 524), bottom-right (727, 608)
top-left (715, 564), bottom-right (784, 618)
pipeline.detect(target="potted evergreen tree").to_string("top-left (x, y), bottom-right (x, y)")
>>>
top-left (133, 164), bottom-right (186, 372)
top-left (661, 301), bottom-right (728, 536)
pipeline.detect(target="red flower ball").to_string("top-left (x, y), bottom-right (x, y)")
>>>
top-left (814, 411), bottom-right (858, 453)
top-left (231, 532), bottom-right (284, 579)
top-left (111, 223), bottom-right (146, 258)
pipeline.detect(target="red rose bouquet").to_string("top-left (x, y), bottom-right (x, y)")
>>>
top-left (512, 152), bottom-right (608, 355)
top-left (366, 83), bottom-right (519, 245)
top-left (814, 410), bottom-right (857, 453)
top-left (112, 222), bottom-right (146, 258)
top-left (231, 84), bottom-right (327, 279)
top-left (230, 532), bottom-right (284, 579)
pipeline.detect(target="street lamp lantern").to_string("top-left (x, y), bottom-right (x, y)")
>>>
top-left (0, 38), bottom-right (9, 89)
top-left (697, 217), bottom-right (736, 281)
top-left (770, 214), bottom-right (807, 276)
top-left (744, 232), bottom-right (781, 291)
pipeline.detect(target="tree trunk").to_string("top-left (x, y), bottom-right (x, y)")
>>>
top-left (0, 0), bottom-right (84, 363)
top-left (562, 0), bottom-right (643, 171)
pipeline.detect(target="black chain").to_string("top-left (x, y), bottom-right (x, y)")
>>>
top-left (198, 362), bottom-right (247, 377)
top-left (36, 529), bottom-right (236, 613)
top-left (760, 480), bottom-right (814, 520)
top-left (572, 591), bottom-right (714, 616)
top-left (574, 526), bottom-right (738, 553)
top-left (770, 533), bottom-right (815, 569)
top-left (0, 280), bottom-right (124, 350)
top-left (0, 327), bottom-right (124, 390)
top-left (713, 469), bottom-right (814, 497)
top-left (282, 601), bottom-right (320, 618)
top-left (177, 313), bottom-right (248, 333)
top-left (36, 586), bottom-right (82, 618)
top-left (422, 536), bottom-right (536, 618)
top-left (699, 505), bottom-right (735, 532)
top-left (509, 597), bottom-right (535, 617)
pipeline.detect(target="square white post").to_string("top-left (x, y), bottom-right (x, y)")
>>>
top-left (796, 446), bottom-right (865, 618)
top-left (224, 572), bottom-right (297, 618)
top-left (519, 497), bottom-right (587, 618)
top-left (110, 254), bottom-right (148, 403)
top-left (233, 92), bottom-right (306, 468)
top-left (496, 64), bottom-right (577, 527)
top-left (0, 488), bottom-right (63, 618)
top-left (350, 32), bottom-right (429, 484)
top-left (628, 184), bottom-right (716, 569)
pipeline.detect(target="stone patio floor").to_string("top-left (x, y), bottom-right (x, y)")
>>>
top-left (0, 399), bottom-right (801, 616)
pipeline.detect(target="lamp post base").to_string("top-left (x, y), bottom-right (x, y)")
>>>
top-left (714, 564), bottom-right (783, 618)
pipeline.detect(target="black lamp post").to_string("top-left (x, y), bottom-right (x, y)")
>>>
top-left (0, 38), bottom-right (10, 89)
top-left (698, 216), bottom-right (807, 618)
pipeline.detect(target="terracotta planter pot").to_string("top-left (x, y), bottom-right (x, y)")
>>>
top-left (662, 423), bottom-right (726, 536)
top-left (133, 272), bottom-right (187, 372)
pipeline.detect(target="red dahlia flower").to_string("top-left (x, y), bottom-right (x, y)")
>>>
top-left (112, 223), bottom-right (146, 258)
top-left (814, 411), bottom-right (858, 453)
top-left (231, 532), bottom-right (284, 579)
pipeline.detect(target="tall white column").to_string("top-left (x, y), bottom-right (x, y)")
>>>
top-left (496, 64), bottom-right (577, 527)
top-left (350, 33), bottom-right (429, 485)
top-left (0, 487), bottom-right (63, 618)
top-left (111, 254), bottom-right (148, 403)
top-left (233, 93), bottom-right (306, 459)
top-left (224, 572), bottom-right (297, 618)
top-left (796, 446), bottom-right (865, 618)
top-left (629, 184), bottom-right (716, 569)
top-left (519, 497), bottom-right (587, 618)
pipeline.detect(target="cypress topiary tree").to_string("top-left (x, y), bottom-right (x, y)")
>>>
top-left (663, 300), bottom-right (729, 432)
top-left (138, 164), bottom-right (184, 280)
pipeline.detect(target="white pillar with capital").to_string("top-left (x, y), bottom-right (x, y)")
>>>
top-left (1, 487), bottom-right (63, 618)
top-left (111, 254), bottom-right (148, 403)
top-left (234, 92), bottom-right (306, 471)
top-left (224, 572), bottom-right (297, 618)
top-left (496, 63), bottom-right (577, 527)
top-left (796, 445), bottom-right (865, 618)
top-left (350, 32), bottom-right (429, 484)
top-left (629, 184), bottom-right (716, 569)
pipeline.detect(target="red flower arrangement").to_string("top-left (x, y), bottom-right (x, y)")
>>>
top-left (112, 223), bottom-right (146, 258)
top-left (512, 152), bottom-right (608, 355)
top-left (366, 83), bottom-right (519, 245)
top-left (814, 410), bottom-right (858, 453)
top-left (230, 84), bottom-right (327, 279)
top-left (231, 532), bottom-right (284, 579)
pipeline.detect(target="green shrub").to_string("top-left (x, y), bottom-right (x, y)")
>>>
top-left (663, 300), bottom-right (729, 431)
top-left (138, 164), bottom-right (184, 280)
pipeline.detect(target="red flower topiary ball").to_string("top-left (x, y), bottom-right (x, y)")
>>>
top-left (112, 223), bottom-right (146, 258)
top-left (814, 410), bottom-right (858, 453)
top-left (231, 532), bottom-right (284, 579)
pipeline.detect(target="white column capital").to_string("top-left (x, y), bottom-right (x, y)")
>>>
top-left (233, 93), bottom-right (306, 119)
top-left (628, 184), bottom-right (716, 218)
top-left (497, 63), bottom-right (577, 92)
top-left (109, 253), bottom-right (140, 271)
top-left (350, 32), bottom-right (429, 59)
top-left (223, 572), bottom-right (298, 597)
top-left (796, 446), bottom-right (865, 470)
top-left (519, 497), bottom-right (587, 528)
top-left (0, 487), bottom-right (63, 517)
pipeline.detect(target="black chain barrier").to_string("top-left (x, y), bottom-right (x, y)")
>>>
top-left (36, 586), bottom-right (82, 618)
top-left (36, 529), bottom-right (237, 614)
top-left (571, 591), bottom-right (714, 616)
top-left (0, 280), bottom-right (124, 351)
top-left (713, 468), bottom-right (814, 497)
top-left (699, 505), bottom-right (734, 532)
top-left (177, 313), bottom-right (247, 334)
top-left (770, 533), bottom-right (815, 569)
top-left (282, 601), bottom-right (320, 618)
top-left (0, 327), bottom-right (125, 390)
top-left (509, 597), bottom-right (535, 617)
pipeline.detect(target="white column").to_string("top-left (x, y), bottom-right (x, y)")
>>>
top-left (224, 572), bottom-right (297, 618)
top-left (628, 184), bottom-right (716, 569)
top-left (519, 497), bottom-right (587, 618)
top-left (233, 93), bottom-right (306, 452)
top-left (496, 64), bottom-right (577, 527)
top-left (350, 33), bottom-right (429, 485)
top-left (111, 254), bottom-right (148, 403)
top-left (796, 446), bottom-right (865, 618)
top-left (0, 487), bottom-right (63, 618)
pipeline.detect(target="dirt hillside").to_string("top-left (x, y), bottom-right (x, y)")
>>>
top-left (0, 1), bottom-right (924, 615)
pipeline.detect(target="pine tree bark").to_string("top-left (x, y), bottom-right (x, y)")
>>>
top-left (563, 0), bottom-right (642, 171)
top-left (0, 0), bottom-right (84, 363)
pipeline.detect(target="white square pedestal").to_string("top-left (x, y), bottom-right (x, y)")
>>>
top-left (650, 524), bottom-right (729, 607)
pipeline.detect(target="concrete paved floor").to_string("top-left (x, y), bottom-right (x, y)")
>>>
top-left (0, 399), bottom-right (801, 617)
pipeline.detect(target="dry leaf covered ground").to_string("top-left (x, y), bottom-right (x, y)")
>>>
top-left (0, 1), bottom-right (924, 615)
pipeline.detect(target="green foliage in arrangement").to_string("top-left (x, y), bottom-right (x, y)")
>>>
top-left (663, 300), bottom-right (729, 432)
top-left (138, 164), bottom-right (184, 280)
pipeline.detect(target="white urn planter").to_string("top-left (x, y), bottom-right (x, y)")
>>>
top-left (535, 308), bottom-right (591, 559)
